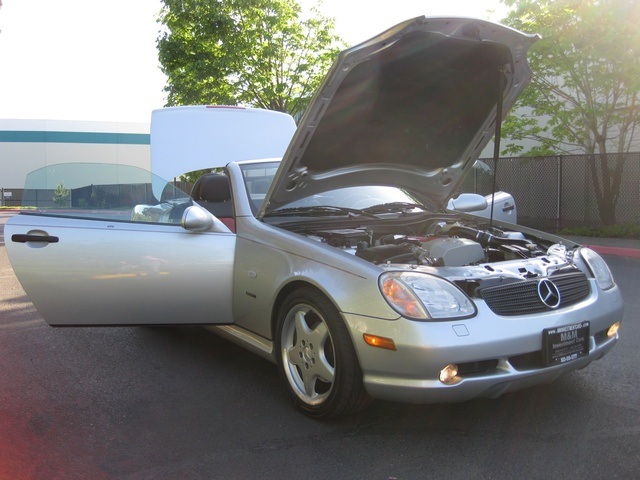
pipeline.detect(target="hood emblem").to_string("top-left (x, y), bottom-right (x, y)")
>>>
top-left (538, 279), bottom-right (561, 308)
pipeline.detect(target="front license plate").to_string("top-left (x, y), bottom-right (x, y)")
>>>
top-left (542, 321), bottom-right (590, 367)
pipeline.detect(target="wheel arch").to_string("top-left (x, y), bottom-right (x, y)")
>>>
top-left (271, 279), bottom-right (373, 417)
top-left (271, 280), bottom-right (332, 341)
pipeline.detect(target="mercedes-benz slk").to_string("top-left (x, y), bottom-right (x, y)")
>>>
top-left (6, 17), bottom-right (623, 418)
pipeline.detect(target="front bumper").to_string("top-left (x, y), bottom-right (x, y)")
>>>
top-left (363, 330), bottom-right (618, 403)
top-left (344, 282), bottom-right (624, 404)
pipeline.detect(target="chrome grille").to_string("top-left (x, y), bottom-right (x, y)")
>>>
top-left (480, 272), bottom-right (590, 316)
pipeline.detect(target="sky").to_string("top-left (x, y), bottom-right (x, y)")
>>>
top-left (0, 0), bottom-right (507, 124)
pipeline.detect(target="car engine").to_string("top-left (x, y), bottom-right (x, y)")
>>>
top-left (307, 222), bottom-right (551, 266)
top-left (302, 219), bottom-right (583, 296)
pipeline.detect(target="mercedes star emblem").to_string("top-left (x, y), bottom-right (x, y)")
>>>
top-left (538, 279), bottom-right (561, 308)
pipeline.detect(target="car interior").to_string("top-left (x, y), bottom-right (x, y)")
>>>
top-left (190, 173), bottom-right (236, 232)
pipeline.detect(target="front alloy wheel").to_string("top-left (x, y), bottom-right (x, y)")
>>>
top-left (276, 287), bottom-right (371, 419)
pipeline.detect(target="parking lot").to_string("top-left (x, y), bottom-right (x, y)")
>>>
top-left (1, 211), bottom-right (639, 479)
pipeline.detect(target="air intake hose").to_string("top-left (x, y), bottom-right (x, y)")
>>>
top-left (447, 226), bottom-right (534, 249)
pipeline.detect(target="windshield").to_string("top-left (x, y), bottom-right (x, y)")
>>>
top-left (239, 161), bottom-right (280, 211)
top-left (240, 161), bottom-right (423, 215)
top-left (280, 186), bottom-right (419, 210)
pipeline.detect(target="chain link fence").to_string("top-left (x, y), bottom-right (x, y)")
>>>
top-left (466, 152), bottom-right (640, 231)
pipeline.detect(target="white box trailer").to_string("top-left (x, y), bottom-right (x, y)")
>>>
top-left (150, 106), bottom-right (297, 181)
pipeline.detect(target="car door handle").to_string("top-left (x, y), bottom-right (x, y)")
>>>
top-left (12, 234), bottom-right (59, 244)
top-left (502, 203), bottom-right (515, 212)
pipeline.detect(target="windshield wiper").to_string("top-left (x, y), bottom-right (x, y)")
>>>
top-left (265, 205), bottom-right (378, 218)
top-left (361, 202), bottom-right (425, 214)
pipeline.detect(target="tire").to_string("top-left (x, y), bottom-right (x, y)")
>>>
top-left (275, 287), bottom-right (372, 419)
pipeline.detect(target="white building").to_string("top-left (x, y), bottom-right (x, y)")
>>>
top-left (0, 119), bottom-right (151, 198)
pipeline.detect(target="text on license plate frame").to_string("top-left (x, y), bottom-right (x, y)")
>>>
top-left (542, 321), bottom-right (590, 367)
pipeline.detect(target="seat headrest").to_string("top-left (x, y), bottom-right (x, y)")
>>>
top-left (193, 174), bottom-right (231, 202)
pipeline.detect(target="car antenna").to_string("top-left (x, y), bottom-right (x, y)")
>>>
top-left (489, 65), bottom-right (507, 231)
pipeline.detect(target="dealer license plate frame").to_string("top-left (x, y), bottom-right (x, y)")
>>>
top-left (542, 321), bottom-right (590, 367)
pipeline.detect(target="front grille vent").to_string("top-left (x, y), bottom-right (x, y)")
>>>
top-left (480, 272), bottom-right (590, 316)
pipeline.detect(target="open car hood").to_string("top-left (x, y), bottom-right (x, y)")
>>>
top-left (259, 16), bottom-right (537, 216)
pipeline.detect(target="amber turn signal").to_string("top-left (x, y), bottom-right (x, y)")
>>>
top-left (363, 333), bottom-right (397, 351)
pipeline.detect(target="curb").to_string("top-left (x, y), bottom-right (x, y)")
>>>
top-left (586, 245), bottom-right (640, 259)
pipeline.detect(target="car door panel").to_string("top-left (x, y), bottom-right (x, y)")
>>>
top-left (7, 213), bottom-right (235, 326)
top-left (483, 191), bottom-right (518, 223)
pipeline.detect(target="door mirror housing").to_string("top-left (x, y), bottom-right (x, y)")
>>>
top-left (447, 193), bottom-right (489, 213)
top-left (182, 205), bottom-right (214, 232)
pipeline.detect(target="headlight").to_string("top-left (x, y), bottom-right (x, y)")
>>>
top-left (379, 272), bottom-right (476, 320)
top-left (580, 248), bottom-right (615, 290)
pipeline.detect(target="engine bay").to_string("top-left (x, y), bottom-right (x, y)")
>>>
top-left (307, 221), bottom-right (552, 265)
top-left (300, 218), bottom-right (582, 295)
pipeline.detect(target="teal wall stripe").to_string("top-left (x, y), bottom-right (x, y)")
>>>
top-left (0, 130), bottom-right (150, 145)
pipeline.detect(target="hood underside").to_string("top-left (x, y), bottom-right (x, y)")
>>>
top-left (260, 16), bottom-right (537, 216)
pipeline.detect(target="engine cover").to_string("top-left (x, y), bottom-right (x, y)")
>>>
top-left (422, 237), bottom-right (485, 266)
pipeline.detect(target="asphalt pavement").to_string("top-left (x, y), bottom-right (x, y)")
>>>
top-left (1, 211), bottom-right (639, 479)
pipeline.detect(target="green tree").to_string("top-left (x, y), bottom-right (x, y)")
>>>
top-left (500, 0), bottom-right (640, 224)
top-left (53, 183), bottom-right (70, 207)
top-left (156, 0), bottom-right (343, 120)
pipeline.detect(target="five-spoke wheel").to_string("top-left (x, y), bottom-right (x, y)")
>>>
top-left (276, 287), bottom-right (371, 418)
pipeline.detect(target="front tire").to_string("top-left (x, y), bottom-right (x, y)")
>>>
top-left (275, 287), bottom-right (371, 419)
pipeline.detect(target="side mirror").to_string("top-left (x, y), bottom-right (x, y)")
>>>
top-left (182, 205), bottom-right (234, 233)
top-left (182, 205), bottom-right (214, 232)
top-left (447, 193), bottom-right (489, 213)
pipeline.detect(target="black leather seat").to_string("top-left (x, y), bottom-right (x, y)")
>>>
top-left (190, 173), bottom-right (235, 231)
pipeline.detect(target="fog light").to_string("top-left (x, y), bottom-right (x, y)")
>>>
top-left (439, 364), bottom-right (459, 384)
top-left (607, 321), bottom-right (621, 338)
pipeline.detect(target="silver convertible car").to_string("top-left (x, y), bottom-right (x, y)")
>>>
top-left (7, 17), bottom-right (624, 418)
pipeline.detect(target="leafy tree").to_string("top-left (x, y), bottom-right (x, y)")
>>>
top-left (500, 0), bottom-right (640, 224)
top-left (53, 183), bottom-right (70, 207)
top-left (156, 0), bottom-right (343, 120)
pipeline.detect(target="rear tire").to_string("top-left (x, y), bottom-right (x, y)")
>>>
top-left (275, 287), bottom-right (371, 419)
